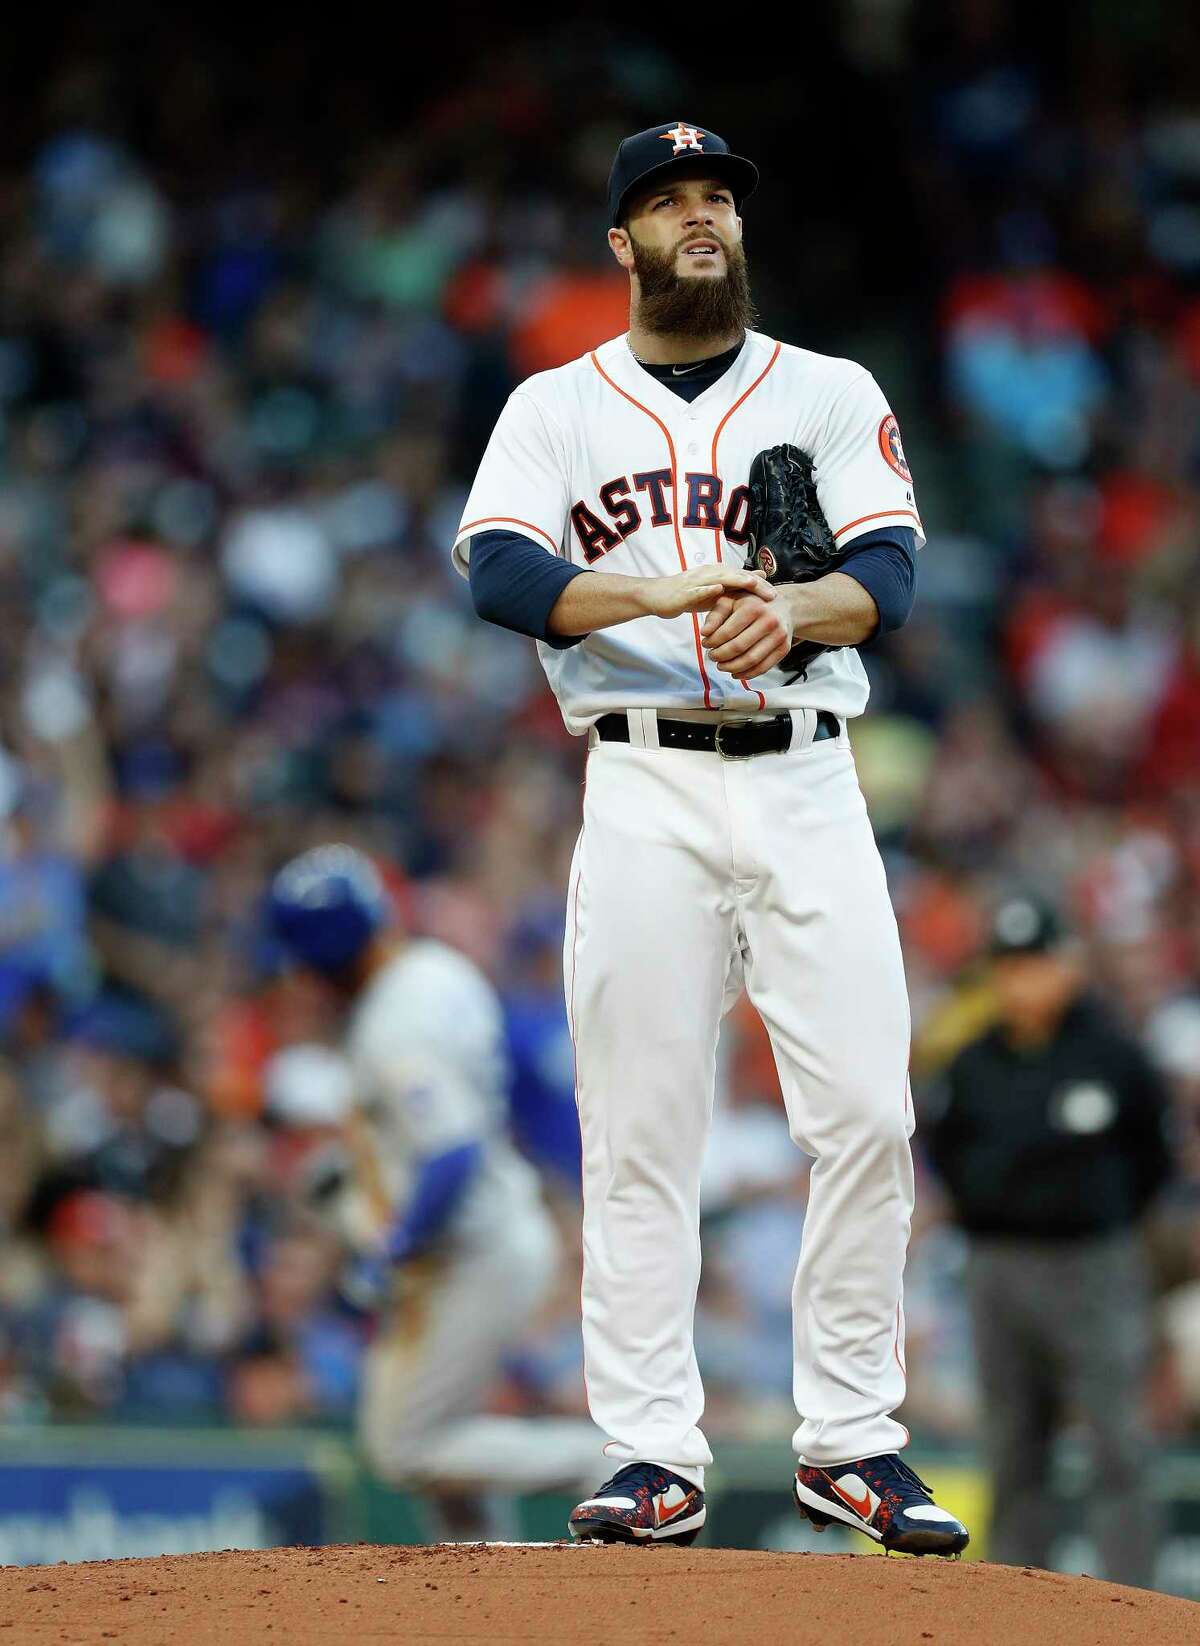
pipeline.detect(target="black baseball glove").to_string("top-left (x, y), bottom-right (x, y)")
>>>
top-left (743, 443), bottom-right (841, 679)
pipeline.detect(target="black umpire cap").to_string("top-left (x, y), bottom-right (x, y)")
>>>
top-left (988, 894), bottom-right (1065, 958)
top-left (607, 121), bottom-right (759, 227)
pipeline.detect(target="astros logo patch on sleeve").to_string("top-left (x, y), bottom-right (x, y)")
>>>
top-left (878, 413), bottom-right (911, 481)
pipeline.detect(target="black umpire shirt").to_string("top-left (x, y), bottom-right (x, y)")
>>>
top-left (924, 996), bottom-right (1172, 1240)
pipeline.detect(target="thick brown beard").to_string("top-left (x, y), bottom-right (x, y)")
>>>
top-left (630, 233), bottom-right (758, 340)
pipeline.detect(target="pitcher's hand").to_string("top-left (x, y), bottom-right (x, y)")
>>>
top-left (702, 586), bottom-right (796, 677)
top-left (642, 565), bottom-right (774, 620)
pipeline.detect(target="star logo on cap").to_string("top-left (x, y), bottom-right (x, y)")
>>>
top-left (661, 123), bottom-right (705, 155)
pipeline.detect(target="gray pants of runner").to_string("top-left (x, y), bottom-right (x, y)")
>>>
top-left (966, 1229), bottom-right (1159, 1589)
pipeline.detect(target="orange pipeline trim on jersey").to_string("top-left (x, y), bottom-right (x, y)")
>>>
top-left (710, 338), bottom-right (781, 710)
top-left (832, 508), bottom-right (922, 542)
top-left (458, 516), bottom-right (561, 554)
top-left (589, 352), bottom-right (715, 709)
top-left (709, 338), bottom-right (783, 517)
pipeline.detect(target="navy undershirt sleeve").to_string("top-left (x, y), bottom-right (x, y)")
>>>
top-left (469, 522), bottom-right (917, 651)
top-left (835, 526), bottom-right (918, 636)
top-left (468, 528), bottom-right (590, 650)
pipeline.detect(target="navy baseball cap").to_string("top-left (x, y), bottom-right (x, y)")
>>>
top-left (608, 121), bottom-right (758, 227)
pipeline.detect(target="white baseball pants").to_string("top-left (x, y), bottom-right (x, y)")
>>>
top-left (565, 714), bottom-right (915, 1482)
top-left (359, 1204), bottom-right (604, 1490)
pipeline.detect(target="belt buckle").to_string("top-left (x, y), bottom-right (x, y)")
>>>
top-left (714, 721), bottom-right (752, 760)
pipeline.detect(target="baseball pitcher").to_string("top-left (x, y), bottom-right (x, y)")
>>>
top-left (454, 121), bottom-right (969, 1556)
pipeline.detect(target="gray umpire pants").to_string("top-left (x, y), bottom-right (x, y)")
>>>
top-left (966, 1229), bottom-right (1159, 1588)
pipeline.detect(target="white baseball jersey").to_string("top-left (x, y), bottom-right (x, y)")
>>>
top-left (453, 329), bottom-right (923, 734)
top-left (347, 938), bottom-right (545, 1249)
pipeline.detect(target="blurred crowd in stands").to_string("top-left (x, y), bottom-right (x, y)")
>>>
top-left (1, 3), bottom-right (1200, 1453)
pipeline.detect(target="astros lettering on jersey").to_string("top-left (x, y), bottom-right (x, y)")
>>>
top-left (453, 330), bottom-right (921, 733)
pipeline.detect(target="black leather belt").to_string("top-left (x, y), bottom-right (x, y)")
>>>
top-left (595, 710), bottom-right (839, 759)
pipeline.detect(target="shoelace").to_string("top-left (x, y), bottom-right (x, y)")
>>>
top-left (593, 1462), bottom-right (664, 1498)
top-left (866, 1456), bottom-right (934, 1500)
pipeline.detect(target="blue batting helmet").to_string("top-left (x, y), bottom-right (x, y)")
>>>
top-left (267, 845), bottom-right (391, 976)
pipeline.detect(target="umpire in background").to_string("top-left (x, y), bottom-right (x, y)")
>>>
top-left (924, 895), bottom-right (1172, 1588)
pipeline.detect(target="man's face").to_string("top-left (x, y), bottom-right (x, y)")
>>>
top-left (991, 949), bottom-right (1083, 1030)
top-left (621, 172), bottom-right (742, 279)
top-left (609, 172), bottom-right (755, 337)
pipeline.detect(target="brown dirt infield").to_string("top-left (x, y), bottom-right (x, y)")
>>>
top-left (0, 1542), bottom-right (1196, 1644)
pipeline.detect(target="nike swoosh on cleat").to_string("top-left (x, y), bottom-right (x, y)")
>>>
top-left (826, 1474), bottom-right (874, 1520)
top-left (655, 1489), bottom-right (698, 1525)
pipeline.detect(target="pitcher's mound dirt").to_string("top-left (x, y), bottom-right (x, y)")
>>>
top-left (1, 1541), bottom-right (1196, 1644)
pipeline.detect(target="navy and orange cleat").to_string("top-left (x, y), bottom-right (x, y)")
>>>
top-left (793, 1453), bottom-right (969, 1557)
top-left (568, 1462), bottom-right (706, 1546)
